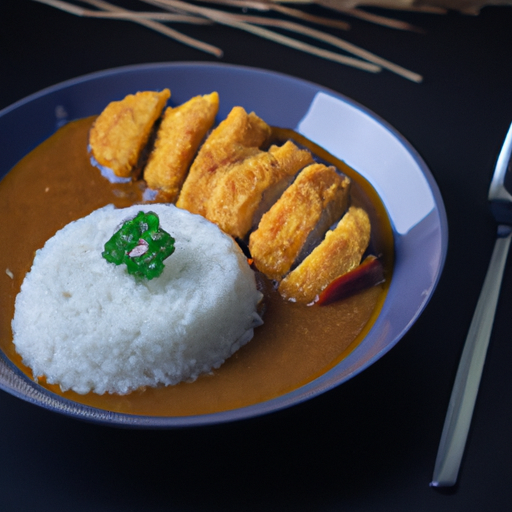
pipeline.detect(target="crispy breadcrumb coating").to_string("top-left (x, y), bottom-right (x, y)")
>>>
top-left (278, 206), bottom-right (371, 303)
top-left (89, 89), bottom-right (170, 178)
top-left (205, 141), bottom-right (313, 239)
top-left (176, 106), bottom-right (271, 216)
top-left (143, 92), bottom-right (219, 202)
top-left (249, 163), bottom-right (351, 280)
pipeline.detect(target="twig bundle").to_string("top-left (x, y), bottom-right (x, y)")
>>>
top-left (32, 0), bottom-right (426, 82)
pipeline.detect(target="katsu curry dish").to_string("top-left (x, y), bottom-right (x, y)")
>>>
top-left (0, 88), bottom-right (393, 416)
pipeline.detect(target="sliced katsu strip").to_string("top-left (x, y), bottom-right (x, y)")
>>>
top-left (143, 92), bottom-right (219, 202)
top-left (89, 89), bottom-right (170, 179)
top-left (206, 141), bottom-right (313, 239)
top-left (249, 163), bottom-right (351, 281)
top-left (176, 106), bottom-right (272, 216)
top-left (278, 206), bottom-right (371, 304)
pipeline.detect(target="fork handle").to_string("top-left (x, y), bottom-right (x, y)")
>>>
top-left (431, 225), bottom-right (512, 487)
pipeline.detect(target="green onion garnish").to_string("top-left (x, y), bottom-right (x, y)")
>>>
top-left (102, 211), bottom-right (175, 280)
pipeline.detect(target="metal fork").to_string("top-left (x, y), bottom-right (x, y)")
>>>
top-left (431, 122), bottom-right (512, 487)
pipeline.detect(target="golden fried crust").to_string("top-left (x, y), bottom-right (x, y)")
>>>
top-left (143, 92), bottom-right (219, 202)
top-left (89, 89), bottom-right (170, 178)
top-left (205, 141), bottom-right (313, 239)
top-left (176, 106), bottom-right (271, 215)
top-left (249, 163), bottom-right (351, 280)
top-left (278, 206), bottom-right (371, 303)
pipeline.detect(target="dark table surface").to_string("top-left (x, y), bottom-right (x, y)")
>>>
top-left (1, 1), bottom-right (512, 510)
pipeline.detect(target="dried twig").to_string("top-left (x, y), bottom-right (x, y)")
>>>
top-left (31, 0), bottom-right (208, 20)
top-left (201, 0), bottom-right (424, 31)
top-left (333, 6), bottom-right (423, 31)
top-left (143, 0), bottom-right (383, 72)
top-left (224, 12), bottom-right (422, 80)
top-left (32, 0), bottom-right (222, 56)
top-left (316, 0), bottom-right (424, 30)
top-left (197, 0), bottom-right (352, 30)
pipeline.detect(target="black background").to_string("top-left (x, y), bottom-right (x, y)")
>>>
top-left (1, 1), bottom-right (512, 510)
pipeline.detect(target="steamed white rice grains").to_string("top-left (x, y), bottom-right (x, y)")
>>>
top-left (12, 204), bottom-right (263, 395)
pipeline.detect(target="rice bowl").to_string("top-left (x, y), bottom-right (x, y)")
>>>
top-left (11, 204), bottom-right (263, 395)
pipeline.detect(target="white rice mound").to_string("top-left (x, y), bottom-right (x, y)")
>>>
top-left (12, 204), bottom-right (263, 395)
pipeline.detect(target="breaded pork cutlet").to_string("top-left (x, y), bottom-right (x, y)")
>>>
top-left (205, 141), bottom-right (313, 239)
top-left (89, 89), bottom-right (170, 180)
top-left (249, 163), bottom-right (351, 281)
top-left (176, 106), bottom-right (271, 216)
top-left (143, 92), bottom-right (219, 202)
top-left (278, 206), bottom-right (371, 304)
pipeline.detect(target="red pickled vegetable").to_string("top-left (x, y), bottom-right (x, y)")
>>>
top-left (317, 255), bottom-right (385, 306)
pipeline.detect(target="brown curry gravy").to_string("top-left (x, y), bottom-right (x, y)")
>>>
top-left (0, 117), bottom-right (393, 416)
